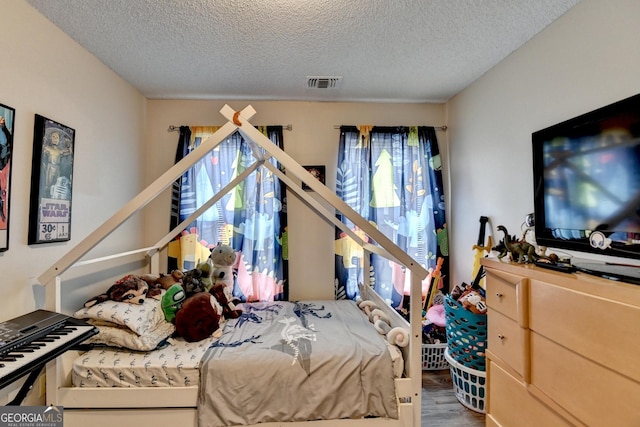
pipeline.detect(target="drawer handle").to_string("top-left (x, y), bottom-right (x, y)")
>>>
top-left (497, 334), bottom-right (505, 340)
top-left (496, 293), bottom-right (503, 298)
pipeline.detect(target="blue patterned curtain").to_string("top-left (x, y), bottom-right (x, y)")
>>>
top-left (170, 126), bottom-right (288, 302)
top-left (335, 126), bottom-right (448, 309)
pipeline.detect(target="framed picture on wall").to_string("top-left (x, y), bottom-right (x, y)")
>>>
top-left (0, 103), bottom-right (15, 252)
top-left (302, 165), bottom-right (325, 191)
top-left (28, 114), bottom-right (75, 244)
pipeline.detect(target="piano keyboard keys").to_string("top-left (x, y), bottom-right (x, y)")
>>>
top-left (0, 323), bottom-right (97, 389)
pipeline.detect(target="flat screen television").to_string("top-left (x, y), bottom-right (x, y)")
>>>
top-left (532, 93), bottom-right (640, 263)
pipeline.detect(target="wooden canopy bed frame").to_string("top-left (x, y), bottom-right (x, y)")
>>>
top-left (38, 105), bottom-right (429, 427)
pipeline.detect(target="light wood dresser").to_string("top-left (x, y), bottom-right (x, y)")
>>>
top-left (481, 258), bottom-right (640, 427)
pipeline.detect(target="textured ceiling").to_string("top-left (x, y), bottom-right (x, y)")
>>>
top-left (26, 0), bottom-right (580, 103)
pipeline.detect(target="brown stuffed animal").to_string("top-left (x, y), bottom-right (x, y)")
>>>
top-left (174, 292), bottom-right (222, 342)
top-left (210, 283), bottom-right (242, 320)
top-left (140, 270), bottom-right (184, 290)
top-left (84, 275), bottom-right (163, 308)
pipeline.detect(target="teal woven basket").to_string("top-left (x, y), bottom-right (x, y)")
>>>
top-left (444, 294), bottom-right (487, 371)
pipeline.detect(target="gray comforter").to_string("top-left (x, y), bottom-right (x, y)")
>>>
top-left (197, 300), bottom-right (398, 426)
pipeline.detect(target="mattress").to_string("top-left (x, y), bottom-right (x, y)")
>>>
top-left (198, 300), bottom-right (399, 426)
top-left (72, 335), bottom-right (217, 388)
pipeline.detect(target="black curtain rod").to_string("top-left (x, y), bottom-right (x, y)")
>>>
top-left (333, 125), bottom-right (447, 131)
top-left (168, 124), bottom-right (293, 132)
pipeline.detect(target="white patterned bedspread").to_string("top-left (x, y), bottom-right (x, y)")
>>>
top-left (72, 336), bottom-right (217, 388)
top-left (198, 300), bottom-right (399, 426)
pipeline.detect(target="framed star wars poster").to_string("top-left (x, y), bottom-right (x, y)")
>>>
top-left (0, 103), bottom-right (15, 252)
top-left (28, 114), bottom-right (75, 244)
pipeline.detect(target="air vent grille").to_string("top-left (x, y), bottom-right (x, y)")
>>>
top-left (306, 76), bottom-right (343, 89)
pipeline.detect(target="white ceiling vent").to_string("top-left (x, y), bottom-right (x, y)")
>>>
top-left (306, 76), bottom-right (343, 89)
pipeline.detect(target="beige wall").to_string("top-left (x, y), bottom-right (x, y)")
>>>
top-left (0, 1), bottom-right (146, 324)
top-left (5, 0), bottom-right (638, 352)
top-left (446, 0), bottom-right (640, 286)
top-left (145, 101), bottom-right (446, 299)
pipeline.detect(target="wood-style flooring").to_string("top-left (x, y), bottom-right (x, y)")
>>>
top-left (421, 369), bottom-right (485, 427)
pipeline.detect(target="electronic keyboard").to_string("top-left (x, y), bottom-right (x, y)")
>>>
top-left (0, 309), bottom-right (98, 391)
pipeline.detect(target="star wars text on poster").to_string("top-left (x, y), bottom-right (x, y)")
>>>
top-left (37, 198), bottom-right (70, 241)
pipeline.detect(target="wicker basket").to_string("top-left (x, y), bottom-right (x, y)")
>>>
top-left (421, 343), bottom-right (449, 370)
top-left (444, 295), bottom-right (487, 371)
top-left (445, 349), bottom-right (486, 413)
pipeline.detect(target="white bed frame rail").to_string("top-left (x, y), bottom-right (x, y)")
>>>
top-left (39, 105), bottom-right (428, 427)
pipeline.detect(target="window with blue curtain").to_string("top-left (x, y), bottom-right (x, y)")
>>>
top-left (170, 125), bottom-right (288, 302)
top-left (334, 126), bottom-right (449, 311)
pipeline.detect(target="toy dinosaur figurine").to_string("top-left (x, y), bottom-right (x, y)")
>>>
top-left (497, 225), bottom-right (537, 263)
top-left (492, 238), bottom-right (510, 261)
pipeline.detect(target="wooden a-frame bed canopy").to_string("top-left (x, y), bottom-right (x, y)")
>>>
top-left (37, 105), bottom-right (429, 427)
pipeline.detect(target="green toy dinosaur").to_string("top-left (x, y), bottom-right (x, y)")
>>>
top-left (497, 225), bottom-right (538, 263)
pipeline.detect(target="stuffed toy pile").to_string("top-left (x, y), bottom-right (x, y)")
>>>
top-left (450, 283), bottom-right (487, 315)
top-left (85, 244), bottom-right (245, 343)
top-left (163, 243), bottom-right (243, 341)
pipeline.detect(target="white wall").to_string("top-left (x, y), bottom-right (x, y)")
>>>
top-left (10, 0), bottom-right (637, 326)
top-left (0, 1), bottom-right (147, 321)
top-left (145, 101), bottom-right (446, 300)
top-left (446, 0), bottom-right (640, 286)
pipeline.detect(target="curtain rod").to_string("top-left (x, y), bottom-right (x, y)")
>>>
top-left (167, 124), bottom-right (293, 132)
top-left (333, 125), bottom-right (447, 131)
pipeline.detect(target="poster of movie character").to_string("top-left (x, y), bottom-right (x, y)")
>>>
top-left (0, 103), bottom-right (14, 251)
top-left (28, 115), bottom-right (75, 244)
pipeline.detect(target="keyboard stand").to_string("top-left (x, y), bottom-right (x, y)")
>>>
top-left (6, 365), bottom-right (44, 406)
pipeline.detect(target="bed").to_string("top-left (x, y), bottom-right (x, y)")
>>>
top-left (38, 105), bottom-right (428, 427)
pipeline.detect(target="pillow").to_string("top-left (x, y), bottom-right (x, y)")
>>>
top-left (74, 293), bottom-right (166, 336)
top-left (385, 342), bottom-right (404, 378)
top-left (84, 321), bottom-right (175, 351)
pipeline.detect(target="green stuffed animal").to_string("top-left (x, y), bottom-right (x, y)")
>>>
top-left (161, 283), bottom-right (186, 323)
top-left (197, 258), bottom-right (214, 292)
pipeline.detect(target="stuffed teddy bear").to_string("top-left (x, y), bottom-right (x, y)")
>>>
top-left (174, 292), bottom-right (223, 342)
top-left (209, 243), bottom-right (238, 310)
top-left (161, 283), bottom-right (186, 323)
top-left (84, 274), bottom-right (163, 308)
top-left (210, 283), bottom-right (242, 320)
top-left (140, 270), bottom-right (184, 290)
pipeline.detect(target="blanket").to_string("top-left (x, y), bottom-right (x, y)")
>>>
top-left (198, 300), bottom-right (399, 426)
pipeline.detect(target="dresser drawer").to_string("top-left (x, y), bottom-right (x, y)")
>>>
top-left (488, 360), bottom-right (570, 427)
top-left (530, 333), bottom-right (640, 427)
top-left (529, 279), bottom-right (640, 383)
top-left (485, 268), bottom-right (528, 326)
top-left (487, 309), bottom-right (528, 379)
